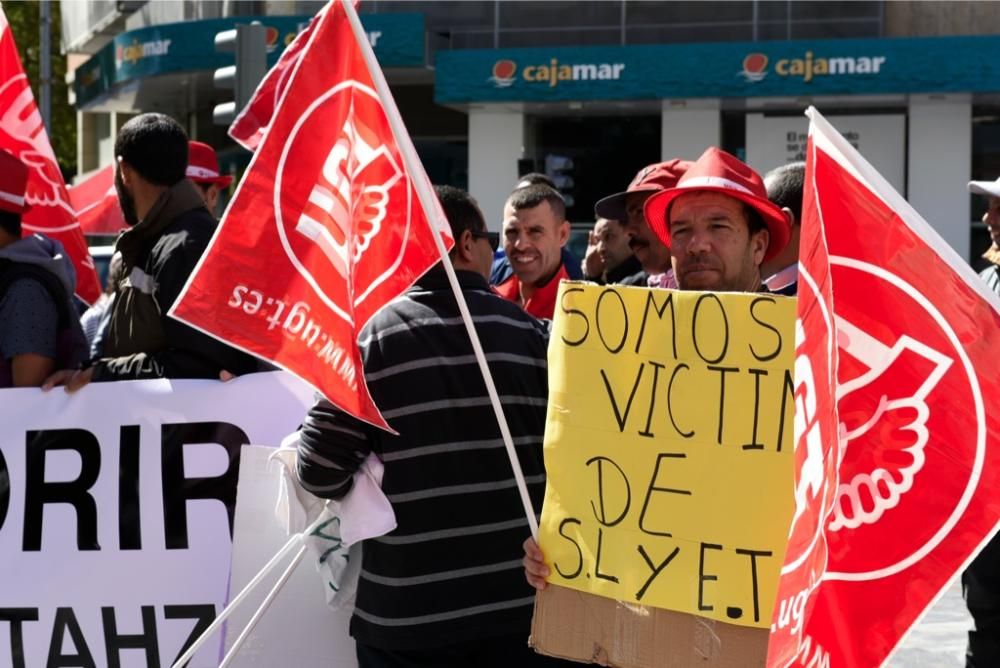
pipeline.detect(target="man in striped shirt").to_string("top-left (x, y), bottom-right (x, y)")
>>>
top-left (297, 186), bottom-right (570, 667)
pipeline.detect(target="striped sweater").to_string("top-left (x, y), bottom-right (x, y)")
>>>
top-left (297, 268), bottom-right (550, 650)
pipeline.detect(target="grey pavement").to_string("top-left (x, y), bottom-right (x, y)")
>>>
top-left (888, 578), bottom-right (970, 667)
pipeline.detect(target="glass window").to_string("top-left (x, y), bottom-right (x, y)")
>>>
top-left (789, 21), bottom-right (881, 40)
top-left (500, 1), bottom-right (621, 29)
top-left (627, 24), bottom-right (754, 45)
top-left (790, 1), bottom-right (881, 21)
top-left (531, 115), bottom-right (661, 223)
top-left (499, 28), bottom-right (621, 48)
top-left (626, 1), bottom-right (753, 25)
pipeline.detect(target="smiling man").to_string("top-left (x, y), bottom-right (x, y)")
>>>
top-left (494, 185), bottom-right (570, 318)
top-left (643, 147), bottom-right (791, 293)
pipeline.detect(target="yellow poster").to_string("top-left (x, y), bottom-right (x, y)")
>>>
top-left (539, 282), bottom-right (796, 629)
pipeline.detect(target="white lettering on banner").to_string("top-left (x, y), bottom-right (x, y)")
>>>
top-left (0, 373), bottom-right (313, 668)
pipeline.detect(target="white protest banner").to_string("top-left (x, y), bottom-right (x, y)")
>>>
top-left (0, 372), bottom-right (313, 668)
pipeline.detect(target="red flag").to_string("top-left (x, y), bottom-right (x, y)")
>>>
top-left (771, 108), bottom-right (1000, 667)
top-left (0, 8), bottom-right (100, 304)
top-left (228, 11), bottom-right (322, 151)
top-left (766, 125), bottom-right (843, 667)
top-left (68, 165), bottom-right (126, 236)
top-left (170, 0), bottom-right (453, 430)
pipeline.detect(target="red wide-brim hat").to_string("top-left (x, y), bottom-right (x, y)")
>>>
top-left (643, 147), bottom-right (790, 263)
top-left (187, 141), bottom-right (234, 188)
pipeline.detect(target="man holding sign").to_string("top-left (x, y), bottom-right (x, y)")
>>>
top-left (523, 147), bottom-right (791, 593)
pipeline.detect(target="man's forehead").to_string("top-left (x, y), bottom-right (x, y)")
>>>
top-left (505, 200), bottom-right (556, 223)
top-left (669, 190), bottom-right (745, 218)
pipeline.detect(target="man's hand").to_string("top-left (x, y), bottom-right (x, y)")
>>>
top-left (523, 536), bottom-right (550, 590)
top-left (219, 370), bottom-right (236, 382)
top-left (583, 230), bottom-right (604, 280)
top-left (42, 366), bottom-right (94, 393)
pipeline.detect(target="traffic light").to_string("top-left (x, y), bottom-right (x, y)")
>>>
top-left (544, 153), bottom-right (575, 208)
top-left (213, 23), bottom-right (268, 126)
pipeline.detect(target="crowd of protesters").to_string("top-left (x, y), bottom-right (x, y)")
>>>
top-left (2, 108), bottom-right (999, 668)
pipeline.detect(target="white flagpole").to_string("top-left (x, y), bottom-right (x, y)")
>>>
top-left (169, 511), bottom-right (326, 668)
top-left (340, 0), bottom-right (539, 540)
top-left (218, 545), bottom-right (309, 668)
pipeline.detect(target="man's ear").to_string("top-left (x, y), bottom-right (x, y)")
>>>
top-left (454, 229), bottom-right (475, 264)
top-left (558, 220), bottom-right (570, 247)
top-left (752, 227), bottom-right (769, 266)
top-left (117, 157), bottom-right (133, 187)
top-left (782, 206), bottom-right (797, 229)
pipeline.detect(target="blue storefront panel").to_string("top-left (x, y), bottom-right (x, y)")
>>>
top-left (435, 36), bottom-right (1000, 103)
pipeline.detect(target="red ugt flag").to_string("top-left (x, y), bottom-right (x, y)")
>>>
top-left (770, 107), bottom-right (1000, 667)
top-left (228, 10), bottom-right (320, 151)
top-left (68, 165), bottom-right (126, 235)
top-left (0, 8), bottom-right (100, 304)
top-left (170, 0), bottom-right (453, 430)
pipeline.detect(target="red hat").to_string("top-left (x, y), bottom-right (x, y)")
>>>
top-left (186, 141), bottom-right (233, 188)
top-left (0, 149), bottom-right (29, 215)
top-left (643, 147), bottom-right (790, 263)
top-left (594, 158), bottom-right (692, 220)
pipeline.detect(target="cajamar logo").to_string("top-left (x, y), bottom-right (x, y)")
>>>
top-left (489, 57), bottom-right (625, 88)
top-left (741, 50), bottom-right (887, 84)
top-left (490, 59), bottom-right (517, 88)
top-left (741, 53), bottom-right (769, 82)
top-left (115, 38), bottom-right (172, 67)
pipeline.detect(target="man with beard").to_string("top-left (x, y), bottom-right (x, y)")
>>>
top-left (594, 159), bottom-right (691, 287)
top-left (581, 217), bottom-right (642, 285)
top-left (44, 113), bottom-right (254, 391)
top-left (521, 147), bottom-right (791, 586)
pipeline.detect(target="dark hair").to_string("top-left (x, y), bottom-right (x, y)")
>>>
top-left (744, 204), bottom-right (767, 236)
top-left (435, 185), bottom-right (486, 242)
top-left (764, 162), bottom-right (805, 224)
top-left (0, 210), bottom-right (21, 238)
top-left (114, 113), bottom-right (188, 186)
top-left (506, 184), bottom-right (566, 220)
top-left (514, 172), bottom-right (556, 190)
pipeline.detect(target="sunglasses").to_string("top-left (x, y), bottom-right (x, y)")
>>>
top-left (471, 230), bottom-right (500, 252)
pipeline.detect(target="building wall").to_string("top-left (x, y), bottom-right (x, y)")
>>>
top-left (885, 1), bottom-right (1000, 37)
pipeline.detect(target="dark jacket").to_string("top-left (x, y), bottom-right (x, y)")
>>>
top-left (94, 179), bottom-right (255, 381)
top-left (0, 234), bottom-right (88, 386)
top-left (603, 254), bottom-right (643, 285)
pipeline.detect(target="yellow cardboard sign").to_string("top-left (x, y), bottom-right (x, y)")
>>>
top-left (539, 282), bottom-right (796, 628)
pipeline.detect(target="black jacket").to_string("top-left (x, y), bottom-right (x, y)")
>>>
top-left (94, 179), bottom-right (256, 381)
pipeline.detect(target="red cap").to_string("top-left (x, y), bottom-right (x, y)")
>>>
top-left (0, 149), bottom-right (29, 215)
top-left (643, 147), bottom-right (790, 263)
top-left (594, 158), bottom-right (692, 220)
top-left (186, 141), bottom-right (233, 188)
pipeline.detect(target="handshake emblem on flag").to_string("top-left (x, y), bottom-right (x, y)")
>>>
top-left (296, 103), bottom-right (403, 280)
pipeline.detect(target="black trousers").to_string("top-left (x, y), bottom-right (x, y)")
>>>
top-left (356, 634), bottom-right (579, 668)
top-left (964, 532), bottom-right (1000, 667)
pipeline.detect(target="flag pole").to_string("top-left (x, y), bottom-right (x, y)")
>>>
top-left (168, 510), bottom-right (326, 668)
top-left (340, 0), bottom-right (539, 540)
